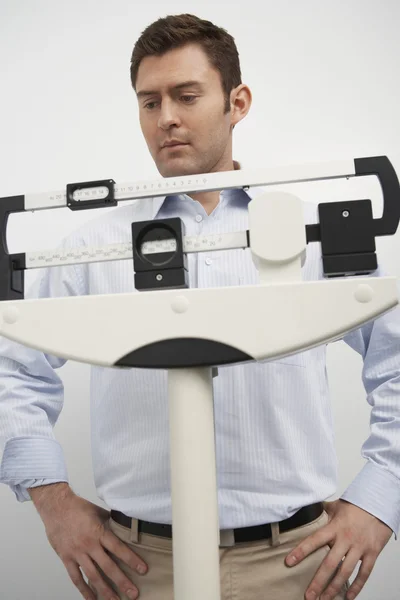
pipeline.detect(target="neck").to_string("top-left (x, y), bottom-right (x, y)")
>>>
top-left (188, 159), bottom-right (240, 216)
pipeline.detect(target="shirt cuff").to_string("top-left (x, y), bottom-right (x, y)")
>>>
top-left (340, 460), bottom-right (400, 541)
top-left (0, 436), bottom-right (69, 502)
top-left (9, 479), bottom-right (69, 502)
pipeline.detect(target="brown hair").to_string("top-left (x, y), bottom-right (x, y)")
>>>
top-left (130, 13), bottom-right (242, 113)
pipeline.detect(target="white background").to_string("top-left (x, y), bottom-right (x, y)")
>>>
top-left (0, 0), bottom-right (399, 598)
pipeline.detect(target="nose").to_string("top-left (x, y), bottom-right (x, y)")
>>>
top-left (158, 99), bottom-right (181, 130)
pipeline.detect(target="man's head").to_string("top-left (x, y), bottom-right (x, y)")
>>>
top-left (130, 14), bottom-right (252, 178)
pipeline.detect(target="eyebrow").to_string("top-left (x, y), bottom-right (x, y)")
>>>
top-left (136, 80), bottom-right (204, 98)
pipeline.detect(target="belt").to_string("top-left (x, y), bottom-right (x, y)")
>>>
top-left (110, 501), bottom-right (323, 544)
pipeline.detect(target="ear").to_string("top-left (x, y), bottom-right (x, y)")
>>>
top-left (230, 84), bottom-right (252, 127)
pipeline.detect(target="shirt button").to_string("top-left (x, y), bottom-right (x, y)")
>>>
top-left (205, 258), bottom-right (212, 266)
top-left (196, 215), bottom-right (203, 222)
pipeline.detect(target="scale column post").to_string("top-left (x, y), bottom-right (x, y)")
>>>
top-left (168, 366), bottom-right (221, 600)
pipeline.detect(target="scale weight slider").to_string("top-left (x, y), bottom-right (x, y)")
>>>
top-left (131, 217), bottom-right (189, 291)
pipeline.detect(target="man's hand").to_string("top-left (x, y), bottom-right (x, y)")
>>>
top-left (284, 499), bottom-right (393, 600)
top-left (32, 485), bottom-right (148, 600)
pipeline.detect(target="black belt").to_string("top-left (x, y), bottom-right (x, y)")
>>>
top-left (111, 501), bottom-right (323, 544)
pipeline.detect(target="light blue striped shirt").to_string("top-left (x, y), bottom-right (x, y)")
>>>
top-left (0, 185), bottom-right (399, 539)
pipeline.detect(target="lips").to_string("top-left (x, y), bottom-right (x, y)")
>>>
top-left (162, 142), bottom-right (188, 149)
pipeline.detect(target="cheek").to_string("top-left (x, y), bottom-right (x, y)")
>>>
top-left (201, 117), bottom-right (229, 148)
top-left (139, 115), bottom-right (154, 145)
top-left (191, 118), bottom-right (216, 145)
top-left (143, 131), bottom-right (158, 157)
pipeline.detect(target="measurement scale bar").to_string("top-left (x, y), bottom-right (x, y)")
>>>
top-left (24, 160), bottom-right (354, 211)
top-left (24, 231), bottom-right (249, 270)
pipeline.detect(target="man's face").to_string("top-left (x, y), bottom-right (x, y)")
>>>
top-left (135, 43), bottom-right (234, 177)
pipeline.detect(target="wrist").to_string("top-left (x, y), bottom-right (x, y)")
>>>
top-left (29, 482), bottom-right (72, 513)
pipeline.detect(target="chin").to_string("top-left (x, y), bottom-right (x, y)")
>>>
top-left (158, 159), bottom-right (209, 179)
top-left (157, 163), bottom-right (195, 179)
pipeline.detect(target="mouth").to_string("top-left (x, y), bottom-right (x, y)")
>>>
top-left (162, 143), bottom-right (189, 150)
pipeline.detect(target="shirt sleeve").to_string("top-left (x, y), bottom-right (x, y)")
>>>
top-left (0, 232), bottom-right (88, 502)
top-left (339, 262), bottom-right (400, 540)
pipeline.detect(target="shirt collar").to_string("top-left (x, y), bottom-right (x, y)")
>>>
top-left (151, 160), bottom-right (263, 218)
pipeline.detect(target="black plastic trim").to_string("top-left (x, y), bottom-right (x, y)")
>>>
top-left (115, 338), bottom-right (252, 368)
top-left (0, 195), bottom-right (26, 300)
top-left (66, 179), bottom-right (117, 211)
top-left (354, 156), bottom-right (400, 236)
top-left (306, 223), bottom-right (321, 243)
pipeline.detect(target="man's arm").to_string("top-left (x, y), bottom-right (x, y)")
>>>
top-left (339, 263), bottom-right (400, 540)
top-left (0, 231), bottom-right (88, 502)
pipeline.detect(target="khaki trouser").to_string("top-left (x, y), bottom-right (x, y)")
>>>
top-left (88, 509), bottom-right (350, 599)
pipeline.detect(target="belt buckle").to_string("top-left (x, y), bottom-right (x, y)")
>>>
top-left (219, 528), bottom-right (235, 547)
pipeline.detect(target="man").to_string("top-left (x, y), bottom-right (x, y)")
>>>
top-left (0, 12), bottom-right (398, 600)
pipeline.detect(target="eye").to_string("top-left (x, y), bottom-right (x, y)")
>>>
top-left (144, 101), bottom-right (159, 110)
top-left (181, 96), bottom-right (196, 103)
